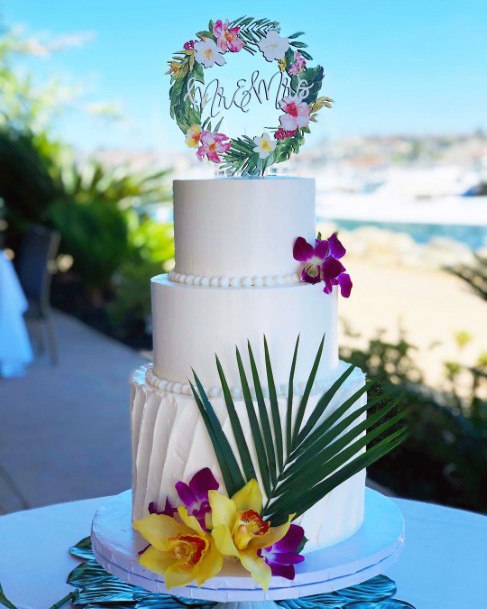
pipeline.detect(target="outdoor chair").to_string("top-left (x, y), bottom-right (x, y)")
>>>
top-left (16, 225), bottom-right (61, 365)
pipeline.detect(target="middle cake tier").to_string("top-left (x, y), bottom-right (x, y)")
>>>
top-left (152, 274), bottom-right (339, 390)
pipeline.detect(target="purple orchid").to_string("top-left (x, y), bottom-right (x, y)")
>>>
top-left (148, 497), bottom-right (177, 517)
top-left (259, 524), bottom-right (305, 580)
top-left (293, 233), bottom-right (352, 298)
top-left (175, 467), bottom-right (219, 529)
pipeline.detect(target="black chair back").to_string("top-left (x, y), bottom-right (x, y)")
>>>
top-left (17, 225), bottom-right (60, 307)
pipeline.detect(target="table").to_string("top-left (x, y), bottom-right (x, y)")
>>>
top-left (0, 496), bottom-right (485, 609)
top-left (0, 252), bottom-right (33, 377)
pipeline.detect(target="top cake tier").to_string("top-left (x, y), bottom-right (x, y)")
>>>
top-left (173, 177), bottom-right (315, 280)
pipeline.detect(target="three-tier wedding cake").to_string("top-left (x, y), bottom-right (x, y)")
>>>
top-left (131, 177), bottom-right (367, 552)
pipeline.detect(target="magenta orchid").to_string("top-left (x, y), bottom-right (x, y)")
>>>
top-left (175, 467), bottom-right (219, 529)
top-left (293, 233), bottom-right (352, 298)
top-left (213, 19), bottom-right (244, 53)
top-left (288, 51), bottom-right (306, 75)
top-left (279, 96), bottom-right (311, 131)
top-left (148, 497), bottom-right (177, 517)
top-left (259, 524), bottom-right (305, 580)
top-left (197, 130), bottom-right (232, 163)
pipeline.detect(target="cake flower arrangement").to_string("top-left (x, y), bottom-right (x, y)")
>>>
top-left (134, 468), bottom-right (304, 590)
top-left (167, 16), bottom-right (333, 175)
top-left (134, 336), bottom-right (406, 590)
top-left (294, 233), bottom-right (353, 297)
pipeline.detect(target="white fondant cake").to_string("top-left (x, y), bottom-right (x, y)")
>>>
top-left (131, 177), bottom-right (367, 552)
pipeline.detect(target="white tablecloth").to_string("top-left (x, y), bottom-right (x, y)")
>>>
top-left (0, 252), bottom-right (33, 377)
top-left (0, 496), bottom-right (485, 609)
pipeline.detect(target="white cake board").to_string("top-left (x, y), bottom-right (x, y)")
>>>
top-left (91, 488), bottom-right (404, 607)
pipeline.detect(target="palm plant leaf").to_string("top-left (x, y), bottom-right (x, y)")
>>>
top-left (275, 397), bottom-right (402, 495)
top-left (235, 348), bottom-right (272, 496)
top-left (263, 337), bottom-right (284, 472)
top-left (215, 356), bottom-right (256, 482)
top-left (190, 376), bottom-right (245, 496)
top-left (267, 428), bottom-right (408, 522)
top-left (271, 405), bottom-right (404, 502)
top-left (247, 342), bottom-right (277, 485)
top-left (286, 336), bottom-right (300, 456)
top-left (291, 335), bottom-right (325, 448)
top-left (295, 363), bottom-right (357, 444)
top-left (192, 336), bottom-right (407, 526)
top-left (291, 381), bottom-right (374, 460)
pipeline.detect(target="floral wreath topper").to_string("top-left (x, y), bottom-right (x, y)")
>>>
top-left (166, 16), bottom-right (333, 175)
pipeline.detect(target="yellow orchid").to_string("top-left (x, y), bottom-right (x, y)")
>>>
top-left (133, 506), bottom-right (223, 590)
top-left (209, 479), bottom-right (292, 590)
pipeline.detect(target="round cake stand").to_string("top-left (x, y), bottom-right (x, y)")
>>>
top-left (91, 488), bottom-right (404, 609)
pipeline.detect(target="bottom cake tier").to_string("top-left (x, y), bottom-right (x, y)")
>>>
top-left (130, 361), bottom-right (367, 553)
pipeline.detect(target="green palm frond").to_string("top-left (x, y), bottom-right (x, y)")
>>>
top-left (192, 336), bottom-right (407, 525)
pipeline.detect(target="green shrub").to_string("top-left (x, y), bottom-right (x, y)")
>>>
top-left (49, 198), bottom-right (129, 292)
top-left (341, 333), bottom-right (487, 512)
top-left (0, 128), bottom-right (61, 239)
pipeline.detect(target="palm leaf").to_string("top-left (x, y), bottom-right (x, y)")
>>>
top-left (295, 363), bottom-right (356, 444)
top-left (267, 428), bottom-right (407, 522)
top-left (215, 356), bottom-right (256, 482)
top-left (0, 584), bottom-right (17, 609)
top-left (292, 380), bottom-right (375, 459)
top-left (263, 337), bottom-right (284, 472)
top-left (192, 336), bottom-right (407, 525)
top-left (247, 342), bottom-right (277, 485)
top-left (275, 397), bottom-right (402, 494)
top-left (235, 348), bottom-right (271, 496)
top-left (191, 376), bottom-right (245, 496)
top-left (286, 336), bottom-right (300, 456)
top-left (291, 335), bottom-right (325, 447)
top-left (273, 403), bottom-right (404, 500)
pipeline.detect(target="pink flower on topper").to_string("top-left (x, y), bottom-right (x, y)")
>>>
top-left (279, 96), bottom-right (311, 131)
top-left (213, 19), bottom-right (244, 53)
top-left (288, 51), bottom-right (306, 75)
top-left (293, 233), bottom-right (352, 298)
top-left (197, 130), bottom-right (232, 163)
top-left (274, 127), bottom-right (297, 140)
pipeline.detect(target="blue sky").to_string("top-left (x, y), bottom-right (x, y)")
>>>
top-left (2, 0), bottom-right (487, 153)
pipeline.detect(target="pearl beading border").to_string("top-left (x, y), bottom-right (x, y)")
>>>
top-left (144, 364), bottom-right (331, 399)
top-left (168, 270), bottom-right (301, 288)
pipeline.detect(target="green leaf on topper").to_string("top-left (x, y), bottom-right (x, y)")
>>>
top-left (166, 16), bottom-right (333, 175)
top-left (192, 336), bottom-right (408, 526)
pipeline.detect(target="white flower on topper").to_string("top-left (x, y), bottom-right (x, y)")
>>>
top-left (253, 132), bottom-right (277, 159)
top-left (279, 96), bottom-right (311, 131)
top-left (194, 38), bottom-right (226, 68)
top-left (257, 30), bottom-right (289, 62)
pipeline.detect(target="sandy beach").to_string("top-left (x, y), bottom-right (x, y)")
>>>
top-left (339, 259), bottom-right (486, 388)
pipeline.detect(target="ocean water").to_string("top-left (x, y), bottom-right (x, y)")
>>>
top-left (320, 218), bottom-right (487, 251)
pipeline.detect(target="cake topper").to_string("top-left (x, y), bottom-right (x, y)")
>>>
top-left (166, 17), bottom-right (333, 175)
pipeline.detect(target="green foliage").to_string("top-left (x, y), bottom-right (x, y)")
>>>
top-left (193, 336), bottom-right (407, 525)
top-left (340, 331), bottom-right (487, 512)
top-left (230, 16), bottom-right (280, 55)
top-left (448, 255), bottom-right (487, 301)
top-left (106, 259), bottom-right (161, 331)
top-left (0, 129), bottom-right (62, 237)
top-left (57, 160), bottom-right (171, 209)
top-left (0, 583), bottom-right (17, 609)
top-left (49, 199), bottom-right (129, 290)
top-left (126, 214), bottom-right (174, 265)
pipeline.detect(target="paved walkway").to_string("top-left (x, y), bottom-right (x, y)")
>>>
top-left (0, 311), bottom-right (146, 514)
